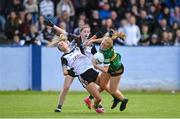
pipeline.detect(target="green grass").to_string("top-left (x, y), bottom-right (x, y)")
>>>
top-left (0, 91), bottom-right (180, 118)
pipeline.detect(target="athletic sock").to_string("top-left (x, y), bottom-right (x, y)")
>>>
top-left (112, 95), bottom-right (122, 101)
top-left (89, 95), bottom-right (94, 100)
top-left (57, 105), bottom-right (62, 109)
top-left (111, 95), bottom-right (121, 109)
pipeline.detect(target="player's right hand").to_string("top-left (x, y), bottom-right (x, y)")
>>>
top-left (86, 40), bottom-right (93, 46)
top-left (95, 31), bottom-right (104, 38)
top-left (44, 17), bottom-right (54, 27)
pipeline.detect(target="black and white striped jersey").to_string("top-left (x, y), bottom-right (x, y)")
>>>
top-left (61, 47), bottom-right (94, 75)
top-left (66, 33), bottom-right (97, 60)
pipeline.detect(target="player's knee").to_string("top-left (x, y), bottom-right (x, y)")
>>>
top-left (63, 85), bottom-right (70, 91)
top-left (100, 84), bottom-right (108, 90)
top-left (95, 96), bottom-right (102, 102)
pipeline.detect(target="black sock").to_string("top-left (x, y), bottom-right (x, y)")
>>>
top-left (112, 95), bottom-right (121, 101)
top-left (89, 95), bottom-right (94, 100)
top-left (57, 105), bottom-right (62, 109)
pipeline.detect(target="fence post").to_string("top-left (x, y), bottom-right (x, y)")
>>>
top-left (32, 45), bottom-right (41, 91)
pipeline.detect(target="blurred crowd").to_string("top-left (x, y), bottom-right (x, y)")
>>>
top-left (0, 0), bottom-right (179, 46)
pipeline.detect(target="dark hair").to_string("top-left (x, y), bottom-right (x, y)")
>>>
top-left (80, 26), bottom-right (90, 32)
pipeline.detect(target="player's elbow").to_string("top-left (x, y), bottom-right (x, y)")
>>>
top-left (63, 70), bottom-right (68, 75)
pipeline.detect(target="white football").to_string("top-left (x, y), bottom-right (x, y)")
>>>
top-left (93, 52), bottom-right (104, 64)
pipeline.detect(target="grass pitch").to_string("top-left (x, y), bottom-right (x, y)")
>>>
top-left (0, 91), bottom-right (180, 118)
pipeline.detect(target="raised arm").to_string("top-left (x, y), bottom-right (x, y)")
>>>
top-left (86, 31), bottom-right (104, 46)
top-left (110, 29), bottom-right (126, 41)
top-left (85, 37), bottom-right (104, 46)
top-left (44, 18), bottom-right (67, 35)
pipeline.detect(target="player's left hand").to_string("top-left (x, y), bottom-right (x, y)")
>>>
top-left (92, 58), bottom-right (98, 69)
top-left (44, 17), bottom-right (54, 27)
top-left (118, 32), bottom-right (126, 40)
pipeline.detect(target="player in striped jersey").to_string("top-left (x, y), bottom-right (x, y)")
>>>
top-left (44, 18), bottom-right (101, 112)
top-left (57, 36), bottom-right (104, 113)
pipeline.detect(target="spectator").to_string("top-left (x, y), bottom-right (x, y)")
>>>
top-left (23, 0), bottom-right (37, 5)
top-left (98, 0), bottom-right (109, 8)
top-left (73, 19), bottom-right (85, 35)
top-left (24, 25), bottom-right (41, 45)
top-left (78, 12), bottom-right (87, 22)
top-left (36, 15), bottom-right (46, 33)
top-left (112, 0), bottom-right (126, 19)
top-left (73, 0), bottom-right (90, 16)
top-left (158, 7), bottom-right (170, 26)
top-left (137, 9), bottom-right (152, 31)
top-left (138, 0), bottom-right (148, 11)
top-left (124, 11), bottom-right (132, 20)
top-left (161, 31), bottom-right (174, 46)
top-left (0, 3), bottom-right (6, 32)
top-left (149, 34), bottom-right (161, 46)
top-left (118, 19), bottom-right (128, 33)
top-left (101, 18), bottom-right (114, 33)
top-left (57, 11), bottom-right (73, 33)
top-left (148, 4), bottom-right (159, 20)
top-left (126, 0), bottom-right (136, 12)
top-left (139, 24), bottom-right (150, 46)
top-left (174, 29), bottom-right (180, 46)
top-left (12, 35), bottom-right (21, 46)
top-left (56, 0), bottom-right (75, 18)
top-left (131, 4), bottom-right (139, 18)
top-left (0, 0), bottom-right (179, 46)
top-left (6, 0), bottom-right (25, 15)
top-left (116, 19), bottom-right (128, 45)
top-left (18, 10), bottom-right (26, 25)
top-left (99, 3), bottom-right (111, 20)
top-left (165, 0), bottom-right (180, 9)
top-left (89, 10), bottom-right (102, 34)
top-left (39, 0), bottom-right (54, 17)
top-left (167, 32), bottom-right (174, 45)
top-left (42, 26), bottom-right (54, 45)
top-left (0, 15), bottom-right (5, 32)
top-left (124, 15), bottom-right (141, 46)
top-left (5, 11), bottom-right (20, 43)
top-left (171, 21), bottom-right (179, 37)
top-left (170, 6), bottom-right (180, 26)
top-left (152, 0), bottom-right (162, 13)
top-left (110, 11), bottom-right (119, 29)
top-left (24, 0), bottom-right (38, 24)
top-left (147, 5), bottom-right (159, 32)
top-left (155, 18), bottom-right (171, 37)
top-left (19, 12), bottom-right (33, 41)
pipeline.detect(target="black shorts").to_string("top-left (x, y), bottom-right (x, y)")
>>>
top-left (67, 69), bottom-right (77, 77)
top-left (79, 68), bottom-right (99, 87)
top-left (108, 64), bottom-right (124, 77)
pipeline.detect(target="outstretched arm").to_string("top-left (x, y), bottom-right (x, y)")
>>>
top-left (110, 29), bottom-right (126, 41)
top-left (53, 25), bottom-right (67, 35)
top-left (86, 31), bottom-right (105, 45)
top-left (86, 37), bottom-right (103, 46)
top-left (44, 18), bottom-right (67, 35)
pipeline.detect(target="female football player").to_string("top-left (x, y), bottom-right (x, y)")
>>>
top-left (56, 36), bottom-right (104, 113)
top-left (86, 33), bottom-right (128, 111)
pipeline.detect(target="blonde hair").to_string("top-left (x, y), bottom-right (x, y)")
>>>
top-left (48, 34), bottom-right (68, 47)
